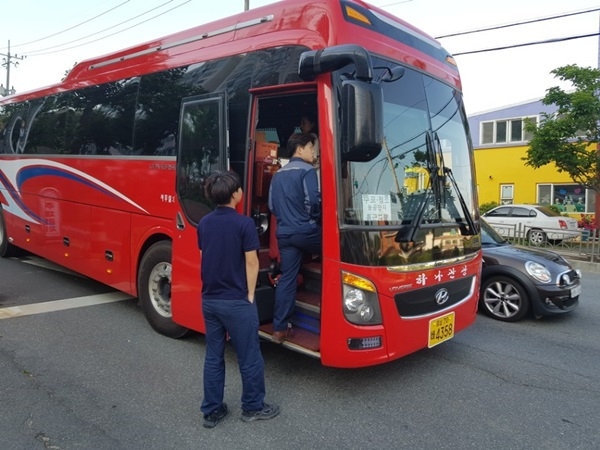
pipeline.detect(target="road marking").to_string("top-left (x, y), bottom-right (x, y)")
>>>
top-left (0, 292), bottom-right (135, 320)
top-left (20, 257), bottom-right (86, 278)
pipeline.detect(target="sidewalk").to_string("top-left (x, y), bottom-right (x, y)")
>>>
top-left (566, 258), bottom-right (600, 273)
top-left (553, 247), bottom-right (600, 273)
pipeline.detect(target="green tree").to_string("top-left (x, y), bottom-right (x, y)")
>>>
top-left (524, 64), bottom-right (600, 219)
top-left (524, 65), bottom-right (600, 189)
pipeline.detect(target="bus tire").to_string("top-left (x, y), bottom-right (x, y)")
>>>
top-left (138, 241), bottom-right (189, 338)
top-left (0, 209), bottom-right (16, 258)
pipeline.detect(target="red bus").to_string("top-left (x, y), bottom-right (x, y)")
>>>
top-left (0, 0), bottom-right (481, 368)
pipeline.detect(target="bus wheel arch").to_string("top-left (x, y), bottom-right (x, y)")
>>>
top-left (137, 239), bottom-right (189, 338)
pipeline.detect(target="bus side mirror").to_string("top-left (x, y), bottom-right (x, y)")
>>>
top-left (341, 80), bottom-right (383, 162)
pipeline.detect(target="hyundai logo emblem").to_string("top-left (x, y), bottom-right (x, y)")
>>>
top-left (434, 288), bottom-right (450, 305)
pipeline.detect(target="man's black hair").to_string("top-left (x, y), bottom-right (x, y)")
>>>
top-left (287, 133), bottom-right (315, 157)
top-left (204, 171), bottom-right (242, 206)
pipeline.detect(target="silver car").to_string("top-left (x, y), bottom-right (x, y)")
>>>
top-left (483, 204), bottom-right (580, 245)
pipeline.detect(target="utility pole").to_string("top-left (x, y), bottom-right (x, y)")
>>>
top-left (1, 40), bottom-right (26, 96)
top-left (244, 0), bottom-right (249, 11)
top-left (596, 12), bottom-right (600, 228)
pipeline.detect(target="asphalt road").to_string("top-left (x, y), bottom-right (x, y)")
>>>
top-left (1, 253), bottom-right (599, 450)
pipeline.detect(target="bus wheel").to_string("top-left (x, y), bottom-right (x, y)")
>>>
top-left (0, 209), bottom-right (15, 258)
top-left (138, 241), bottom-right (189, 338)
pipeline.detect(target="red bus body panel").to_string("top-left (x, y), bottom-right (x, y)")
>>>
top-left (0, 156), bottom-right (176, 295)
top-left (1, 0), bottom-right (479, 368)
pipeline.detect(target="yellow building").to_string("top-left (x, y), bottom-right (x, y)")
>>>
top-left (468, 99), bottom-right (595, 217)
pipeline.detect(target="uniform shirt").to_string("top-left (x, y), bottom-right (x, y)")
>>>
top-left (197, 206), bottom-right (260, 300)
top-left (268, 156), bottom-right (321, 237)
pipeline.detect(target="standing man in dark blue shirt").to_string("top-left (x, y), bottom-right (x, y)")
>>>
top-left (197, 171), bottom-right (280, 428)
top-left (268, 133), bottom-right (321, 344)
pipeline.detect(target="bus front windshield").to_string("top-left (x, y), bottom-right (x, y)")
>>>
top-left (338, 58), bottom-right (480, 266)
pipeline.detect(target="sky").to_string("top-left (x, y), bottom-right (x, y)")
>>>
top-left (1, 0), bottom-right (599, 115)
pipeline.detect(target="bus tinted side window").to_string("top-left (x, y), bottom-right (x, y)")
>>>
top-left (134, 68), bottom-right (204, 156)
top-left (59, 80), bottom-right (138, 155)
top-left (177, 97), bottom-right (224, 224)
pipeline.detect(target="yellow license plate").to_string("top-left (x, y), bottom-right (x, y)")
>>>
top-left (428, 312), bottom-right (455, 348)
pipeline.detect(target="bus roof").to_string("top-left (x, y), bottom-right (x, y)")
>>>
top-left (1, 0), bottom-right (459, 105)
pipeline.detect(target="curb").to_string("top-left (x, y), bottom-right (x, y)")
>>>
top-left (565, 258), bottom-right (600, 274)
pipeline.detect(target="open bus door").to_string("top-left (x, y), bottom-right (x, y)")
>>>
top-left (171, 93), bottom-right (229, 333)
top-left (246, 86), bottom-right (323, 357)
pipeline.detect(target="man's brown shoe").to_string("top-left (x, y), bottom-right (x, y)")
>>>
top-left (271, 330), bottom-right (286, 344)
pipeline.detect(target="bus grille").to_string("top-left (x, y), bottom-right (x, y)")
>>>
top-left (394, 276), bottom-right (473, 317)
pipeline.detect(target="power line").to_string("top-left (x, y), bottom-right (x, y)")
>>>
top-left (26, 0), bottom-right (178, 56)
top-left (29, 0), bottom-right (191, 57)
top-left (6, 1), bottom-right (131, 51)
top-left (435, 6), bottom-right (600, 39)
top-left (453, 32), bottom-right (600, 56)
top-left (377, 0), bottom-right (413, 7)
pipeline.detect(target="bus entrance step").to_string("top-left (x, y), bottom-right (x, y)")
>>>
top-left (259, 323), bottom-right (320, 352)
top-left (290, 310), bottom-right (319, 334)
top-left (296, 289), bottom-right (320, 310)
top-left (300, 262), bottom-right (321, 294)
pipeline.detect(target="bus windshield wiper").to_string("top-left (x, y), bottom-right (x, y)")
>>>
top-left (395, 131), bottom-right (477, 244)
top-left (395, 131), bottom-right (440, 244)
top-left (395, 188), bottom-right (432, 243)
top-left (433, 132), bottom-right (478, 235)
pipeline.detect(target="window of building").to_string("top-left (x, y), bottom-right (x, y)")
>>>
top-left (537, 184), bottom-right (595, 213)
top-left (500, 184), bottom-right (513, 204)
top-left (480, 116), bottom-right (537, 144)
top-left (481, 122), bottom-right (493, 144)
top-left (495, 120), bottom-right (507, 143)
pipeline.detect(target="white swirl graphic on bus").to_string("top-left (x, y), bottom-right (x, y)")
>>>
top-left (0, 159), bottom-right (148, 224)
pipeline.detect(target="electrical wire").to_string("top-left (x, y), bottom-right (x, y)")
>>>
top-left (453, 32), bottom-right (600, 56)
top-left (28, 0), bottom-right (192, 57)
top-left (435, 6), bottom-right (600, 39)
top-left (2, 1), bottom-right (131, 51)
top-left (25, 0), bottom-right (179, 56)
top-left (377, 0), bottom-right (413, 7)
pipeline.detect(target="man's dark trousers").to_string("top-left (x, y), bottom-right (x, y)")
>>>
top-left (273, 228), bottom-right (321, 332)
top-left (201, 298), bottom-right (265, 414)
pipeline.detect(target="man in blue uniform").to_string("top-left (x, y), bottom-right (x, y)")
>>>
top-left (197, 171), bottom-right (280, 427)
top-left (268, 133), bottom-right (321, 344)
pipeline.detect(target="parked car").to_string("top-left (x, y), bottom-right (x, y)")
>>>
top-left (482, 204), bottom-right (579, 245)
top-left (479, 218), bottom-right (581, 322)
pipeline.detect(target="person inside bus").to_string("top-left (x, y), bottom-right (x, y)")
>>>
top-left (268, 133), bottom-right (321, 344)
top-left (197, 171), bottom-right (280, 427)
top-left (285, 113), bottom-right (320, 168)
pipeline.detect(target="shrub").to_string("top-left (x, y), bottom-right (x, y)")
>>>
top-left (577, 214), bottom-right (596, 230)
top-left (547, 204), bottom-right (563, 215)
top-left (479, 201), bottom-right (499, 215)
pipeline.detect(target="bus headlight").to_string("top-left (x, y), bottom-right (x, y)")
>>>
top-left (344, 289), bottom-right (365, 312)
top-left (342, 272), bottom-right (381, 325)
top-left (343, 289), bottom-right (375, 321)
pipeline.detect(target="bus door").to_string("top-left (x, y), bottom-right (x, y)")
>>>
top-left (247, 86), bottom-right (323, 355)
top-left (171, 93), bottom-right (229, 332)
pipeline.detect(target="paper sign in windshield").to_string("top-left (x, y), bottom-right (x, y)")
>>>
top-left (361, 194), bottom-right (392, 221)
